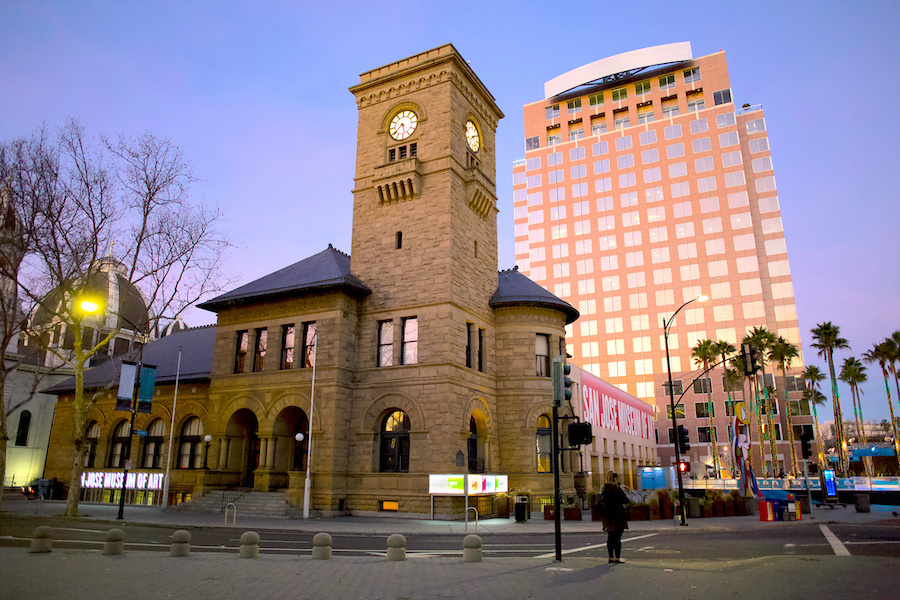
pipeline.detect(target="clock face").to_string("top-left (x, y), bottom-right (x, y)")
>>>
top-left (465, 120), bottom-right (480, 152)
top-left (389, 110), bottom-right (418, 141)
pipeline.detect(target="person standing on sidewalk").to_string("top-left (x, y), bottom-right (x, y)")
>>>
top-left (599, 470), bottom-right (629, 563)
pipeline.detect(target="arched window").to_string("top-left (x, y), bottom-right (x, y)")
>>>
top-left (178, 417), bottom-right (204, 469)
top-left (379, 410), bottom-right (410, 473)
top-left (467, 416), bottom-right (482, 473)
top-left (536, 414), bottom-right (552, 473)
top-left (14, 410), bottom-right (31, 446)
top-left (109, 420), bottom-right (131, 468)
top-left (84, 421), bottom-right (100, 468)
top-left (141, 419), bottom-right (166, 469)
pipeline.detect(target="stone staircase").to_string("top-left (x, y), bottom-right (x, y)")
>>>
top-left (175, 489), bottom-right (295, 519)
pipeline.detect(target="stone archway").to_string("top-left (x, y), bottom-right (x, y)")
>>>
top-left (272, 406), bottom-right (309, 482)
top-left (224, 409), bottom-right (260, 488)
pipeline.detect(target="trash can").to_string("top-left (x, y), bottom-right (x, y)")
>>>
top-left (514, 495), bottom-right (529, 523)
top-left (855, 494), bottom-right (871, 513)
top-left (759, 500), bottom-right (775, 522)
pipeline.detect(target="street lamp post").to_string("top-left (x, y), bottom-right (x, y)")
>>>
top-left (203, 434), bottom-right (213, 469)
top-left (663, 295), bottom-right (708, 526)
top-left (117, 325), bottom-right (149, 521)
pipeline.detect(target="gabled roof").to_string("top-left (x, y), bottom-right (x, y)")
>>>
top-left (197, 245), bottom-right (371, 312)
top-left (490, 267), bottom-right (579, 324)
top-left (43, 325), bottom-right (216, 395)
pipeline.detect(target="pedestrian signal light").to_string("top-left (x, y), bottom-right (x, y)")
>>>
top-left (678, 461), bottom-right (690, 473)
top-left (568, 421), bottom-right (593, 446)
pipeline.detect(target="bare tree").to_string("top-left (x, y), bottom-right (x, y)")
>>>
top-left (0, 119), bottom-right (232, 515)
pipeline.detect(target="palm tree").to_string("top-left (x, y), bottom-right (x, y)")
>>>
top-left (862, 341), bottom-right (900, 472)
top-left (743, 326), bottom-right (777, 476)
top-left (840, 356), bottom-right (870, 477)
top-left (692, 339), bottom-right (720, 476)
top-left (801, 365), bottom-right (827, 468)
top-left (887, 334), bottom-right (900, 422)
top-left (769, 336), bottom-right (800, 474)
top-left (810, 322), bottom-right (850, 475)
top-left (714, 340), bottom-right (737, 473)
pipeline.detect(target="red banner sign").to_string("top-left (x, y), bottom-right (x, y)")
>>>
top-left (580, 371), bottom-right (655, 440)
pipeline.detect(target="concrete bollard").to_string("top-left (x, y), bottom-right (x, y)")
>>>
top-left (239, 531), bottom-right (260, 558)
top-left (102, 528), bottom-right (125, 555)
top-left (386, 533), bottom-right (406, 561)
top-left (312, 532), bottom-right (332, 560)
top-left (463, 534), bottom-right (482, 562)
top-left (29, 526), bottom-right (53, 553)
top-left (170, 530), bottom-right (191, 557)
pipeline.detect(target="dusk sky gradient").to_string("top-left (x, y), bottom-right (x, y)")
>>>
top-left (3, 1), bottom-right (898, 421)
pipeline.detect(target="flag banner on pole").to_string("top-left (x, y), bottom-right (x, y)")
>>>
top-left (137, 365), bottom-right (157, 413)
top-left (116, 361), bottom-right (138, 411)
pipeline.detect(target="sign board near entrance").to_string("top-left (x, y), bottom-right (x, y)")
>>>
top-left (428, 474), bottom-right (508, 495)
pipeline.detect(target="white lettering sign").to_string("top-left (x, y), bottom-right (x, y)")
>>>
top-left (81, 471), bottom-right (164, 490)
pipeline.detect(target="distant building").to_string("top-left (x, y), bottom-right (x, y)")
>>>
top-left (511, 42), bottom-right (812, 475)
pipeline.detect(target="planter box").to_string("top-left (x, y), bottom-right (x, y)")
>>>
top-left (649, 504), bottom-right (661, 520)
top-left (629, 505), bottom-right (649, 521)
top-left (544, 505), bottom-right (555, 520)
top-left (734, 496), bottom-right (746, 516)
top-left (563, 506), bottom-right (582, 521)
top-left (724, 500), bottom-right (735, 517)
top-left (702, 504), bottom-right (714, 518)
top-left (713, 498), bottom-right (725, 517)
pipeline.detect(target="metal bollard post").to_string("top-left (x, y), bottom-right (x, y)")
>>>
top-left (103, 529), bottom-right (125, 555)
top-left (170, 530), bottom-right (192, 557)
top-left (386, 533), bottom-right (406, 561)
top-left (240, 531), bottom-right (260, 558)
top-left (463, 534), bottom-right (482, 562)
top-left (312, 532), bottom-right (332, 560)
top-left (29, 526), bottom-right (53, 553)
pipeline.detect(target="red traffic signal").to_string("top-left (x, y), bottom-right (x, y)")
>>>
top-left (678, 461), bottom-right (691, 473)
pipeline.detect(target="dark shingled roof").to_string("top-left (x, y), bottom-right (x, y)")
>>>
top-left (43, 325), bottom-right (216, 395)
top-left (490, 267), bottom-right (579, 324)
top-left (197, 245), bottom-right (371, 312)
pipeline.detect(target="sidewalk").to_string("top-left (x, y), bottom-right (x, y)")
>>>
top-left (3, 495), bottom-right (896, 536)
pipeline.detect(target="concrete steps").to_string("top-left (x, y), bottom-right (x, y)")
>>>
top-left (177, 489), bottom-right (293, 519)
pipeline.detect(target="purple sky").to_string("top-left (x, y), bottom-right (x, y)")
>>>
top-left (3, 1), bottom-right (898, 421)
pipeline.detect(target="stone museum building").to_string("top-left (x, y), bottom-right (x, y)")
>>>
top-left (42, 45), bottom-right (664, 518)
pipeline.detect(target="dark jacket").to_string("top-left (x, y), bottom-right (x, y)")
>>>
top-left (600, 483), bottom-right (629, 532)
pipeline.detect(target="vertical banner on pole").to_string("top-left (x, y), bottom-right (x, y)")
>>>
top-left (137, 365), bottom-right (157, 413)
top-left (116, 362), bottom-right (138, 411)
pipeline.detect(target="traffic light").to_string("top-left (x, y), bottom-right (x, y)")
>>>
top-left (801, 430), bottom-right (813, 459)
top-left (568, 421), bottom-right (593, 446)
top-left (677, 424), bottom-right (691, 453)
top-left (678, 460), bottom-right (690, 474)
top-left (741, 343), bottom-right (759, 376)
top-left (552, 357), bottom-right (572, 407)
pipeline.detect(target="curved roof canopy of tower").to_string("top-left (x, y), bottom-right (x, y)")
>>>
top-left (544, 41), bottom-right (693, 99)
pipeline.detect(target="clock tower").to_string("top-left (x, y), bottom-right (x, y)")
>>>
top-left (349, 45), bottom-right (504, 324)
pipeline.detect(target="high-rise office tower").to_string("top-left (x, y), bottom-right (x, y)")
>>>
top-left (513, 43), bottom-right (809, 473)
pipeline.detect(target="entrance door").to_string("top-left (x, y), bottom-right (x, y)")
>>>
top-left (244, 435), bottom-right (260, 487)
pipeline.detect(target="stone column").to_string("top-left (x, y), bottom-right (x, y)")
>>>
top-left (217, 439), bottom-right (228, 469)
top-left (266, 436), bottom-right (276, 469)
top-left (259, 438), bottom-right (269, 468)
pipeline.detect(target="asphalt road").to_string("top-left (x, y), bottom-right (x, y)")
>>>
top-left (2, 515), bottom-right (899, 561)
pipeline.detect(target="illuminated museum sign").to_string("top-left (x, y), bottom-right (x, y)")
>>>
top-left (80, 471), bottom-right (164, 490)
top-left (428, 474), bottom-right (508, 495)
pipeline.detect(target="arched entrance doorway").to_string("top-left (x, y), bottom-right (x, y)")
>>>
top-left (273, 407), bottom-right (309, 483)
top-left (225, 409), bottom-right (260, 488)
